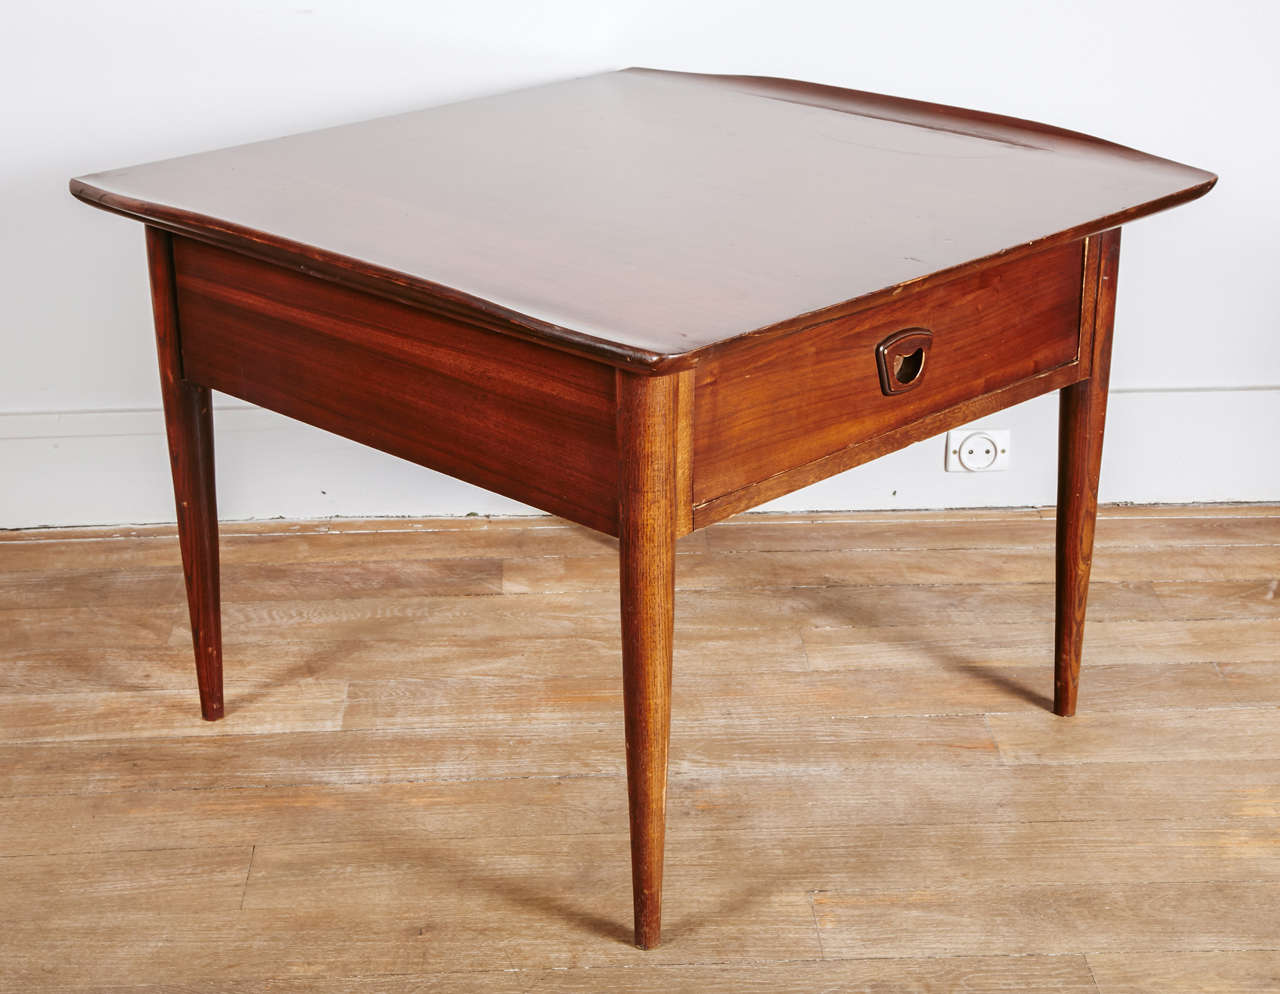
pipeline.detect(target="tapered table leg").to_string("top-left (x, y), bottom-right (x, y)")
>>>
top-left (146, 226), bottom-right (224, 721)
top-left (1055, 229), bottom-right (1120, 717)
top-left (616, 371), bottom-right (678, 949)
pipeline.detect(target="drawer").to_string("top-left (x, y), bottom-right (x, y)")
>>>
top-left (171, 237), bottom-right (621, 533)
top-left (692, 239), bottom-right (1086, 507)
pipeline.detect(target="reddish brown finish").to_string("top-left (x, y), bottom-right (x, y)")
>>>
top-left (172, 237), bottom-right (619, 534)
top-left (145, 227), bottom-right (223, 721)
top-left (692, 361), bottom-right (1084, 530)
top-left (70, 69), bottom-right (1215, 373)
top-left (1055, 229), bottom-right (1122, 717)
top-left (71, 72), bottom-right (1216, 952)
top-left (616, 371), bottom-right (678, 949)
top-left (673, 369), bottom-right (696, 536)
top-left (693, 240), bottom-right (1085, 507)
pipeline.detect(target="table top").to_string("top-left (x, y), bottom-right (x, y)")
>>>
top-left (72, 68), bottom-right (1214, 371)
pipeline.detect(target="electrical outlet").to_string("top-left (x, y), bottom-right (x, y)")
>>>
top-left (945, 428), bottom-right (1010, 472)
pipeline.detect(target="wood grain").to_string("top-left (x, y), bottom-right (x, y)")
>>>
top-left (334, 662), bottom-right (1264, 736)
top-left (1055, 227), bottom-right (1121, 715)
top-left (173, 236), bottom-right (621, 533)
top-left (802, 618), bottom-right (1280, 670)
top-left (5, 956), bottom-right (1100, 993)
top-left (811, 880), bottom-right (1280, 958)
top-left (692, 362), bottom-right (1083, 526)
top-left (4, 758), bottom-right (1274, 858)
top-left (0, 713), bottom-right (1000, 798)
top-left (146, 226), bottom-right (223, 720)
top-left (0, 847), bottom-right (251, 915)
top-left (701, 508), bottom-right (1280, 554)
top-left (1087, 950), bottom-right (1280, 994)
top-left (2, 507), bottom-right (1275, 990)
top-left (0, 558), bottom-right (501, 610)
top-left (0, 517), bottom-right (628, 571)
top-left (6, 504), bottom-right (1268, 570)
top-left (0, 681), bottom-right (348, 743)
top-left (0, 901), bottom-right (818, 987)
top-left (8, 542), bottom-right (1276, 614)
top-left (500, 542), bottom-right (1280, 593)
top-left (988, 706), bottom-right (1280, 764)
top-left (693, 240), bottom-right (1084, 505)
top-left (616, 371), bottom-right (679, 948)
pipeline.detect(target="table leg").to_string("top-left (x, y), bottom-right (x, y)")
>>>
top-left (617, 371), bottom-right (677, 949)
top-left (146, 227), bottom-right (224, 721)
top-left (1054, 229), bottom-right (1120, 717)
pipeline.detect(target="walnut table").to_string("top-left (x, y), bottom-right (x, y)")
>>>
top-left (71, 68), bottom-right (1216, 948)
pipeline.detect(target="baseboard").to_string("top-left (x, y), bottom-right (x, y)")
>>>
top-left (2, 389), bottom-right (1277, 528)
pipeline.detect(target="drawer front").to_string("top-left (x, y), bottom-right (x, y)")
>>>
top-left (172, 237), bottom-right (620, 533)
top-left (692, 240), bottom-right (1086, 505)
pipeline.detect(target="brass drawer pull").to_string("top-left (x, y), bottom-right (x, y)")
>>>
top-left (876, 328), bottom-right (933, 395)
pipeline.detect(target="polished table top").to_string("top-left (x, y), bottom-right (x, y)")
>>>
top-left (71, 68), bottom-right (1215, 371)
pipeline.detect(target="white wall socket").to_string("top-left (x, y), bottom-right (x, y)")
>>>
top-left (945, 428), bottom-right (1011, 472)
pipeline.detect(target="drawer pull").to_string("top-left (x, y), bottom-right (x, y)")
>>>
top-left (876, 328), bottom-right (933, 395)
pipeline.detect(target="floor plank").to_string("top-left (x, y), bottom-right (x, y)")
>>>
top-left (502, 543), bottom-right (1280, 592)
top-left (1, 757), bottom-right (1276, 858)
top-left (988, 706), bottom-right (1280, 764)
top-left (0, 517), bottom-right (632, 571)
top-left (0, 846), bottom-right (251, 916)
top-left (1, 505), bottom-right (1276, 990)
top-left (803, 617), bottom-right (1280, 669)
top-left (811, 880), bottom-right (1280, 958)
top-left (1087, 950), bottom-right (1280, 994)
top-left (0, 558), bottom-right (502, 610)
top-left (0, 903), bottom-right (816, 987)
top-left (339, 661), bottom-right (1263, 732)
top-left (0, 713), bottom-right (1001, 798)
top-left (0, 680), bottom-right (349, 743)
top-left (0, 626), bottom-right (807, 696)
top-left (703, 507), bottom-right (1280, 553)
top-left (23, 955), bottom-right (1103, 994)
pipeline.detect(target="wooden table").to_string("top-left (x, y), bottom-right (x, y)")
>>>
top-left (71, 68), bottom-right (1215, 948)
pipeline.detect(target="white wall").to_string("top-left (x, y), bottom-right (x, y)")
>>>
top-left (3, 0), bottom-right (1277, 527)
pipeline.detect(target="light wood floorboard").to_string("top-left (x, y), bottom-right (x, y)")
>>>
top-left (1, 504), bottom-right (1276, 991)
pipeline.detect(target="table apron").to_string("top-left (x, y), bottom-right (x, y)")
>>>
top-left (170, 236), bottom-right (622, 534)
top-left (689, 238), bottom-right (1093, 521)
top-left (163, 232), bottom-right (1108, 538)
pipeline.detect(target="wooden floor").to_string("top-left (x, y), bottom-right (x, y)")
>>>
top-left (1, 504), bottom-right (1278, 993)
